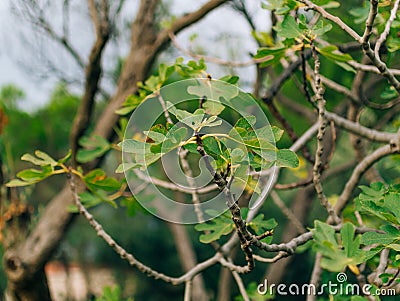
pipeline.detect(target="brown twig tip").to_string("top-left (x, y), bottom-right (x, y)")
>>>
top-left (256, 229), bottom-right (274, 241)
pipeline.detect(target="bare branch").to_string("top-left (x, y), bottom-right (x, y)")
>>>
top-left (375, 0), bottom-right (400, 58)
top-left (311, 44), bottom-right (340, 224)
top-left (325, 111), bottom-right (397, 143)
top-left (231, 270), bottom-right (250, 301)
top-left (361, 0), bottom-right (378, 44)
top-left (184, 281), bottom-right (192, 301)
top-left (134, 170), bottom-right (218, 195)
top-left (253, 252), bottom-right (288, 263)
top-left (169, 32), bottom-right (258, 67)
top-left (265, 98), bottom-right (314, 163)
top-left (298, 0), bottom-right (361, 42)
top-left (70, 1), bottom-right (111, 165)
top-left (349, 61), bottom-right (400, 76)
top-left (334, 141), bottom-right (400, 215)
top-left (262, 53), bottom-right (310, 102)
top-left (306, 253), bottom-right (322, 301)
top-left (374, 248), bottom-right (390, 286)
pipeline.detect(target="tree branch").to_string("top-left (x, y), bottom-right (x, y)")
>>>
top-left (334, 141), bottom-right (400, 215)
top-left (375, 0), bottom-right (400, 59)
top-left (311, 43), bottom-right (341, 224)
top-left (70, 1), bottom-right (111, 165)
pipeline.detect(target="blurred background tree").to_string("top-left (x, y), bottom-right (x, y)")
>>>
top-left (1, 0), bottom-right (400, 301)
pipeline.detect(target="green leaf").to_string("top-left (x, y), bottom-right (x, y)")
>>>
top-left (318, 45), bottom-right (353, 62)
top-left (349, 4), bottom-right (370, 24)
top-left (276, 149), bottom-right (299, 168)
top-left (117, 93), bottom-right (146, 115)
top-left (254, 46), bottom-right (287, 67)
top-left (143, 130), bottom-right (166, 143)
top-left (84, 169), bottom-right (121, 192)
top-left (312, 221), bottom-right (367, 272)
top-left (21, 151), bottom-right (58, 166)
top-left (203, 100), bottom-right (225, 115)
top-left (58, 150), bottom-right (72, 164)
top-left (68, 192), bottom-right (103, 212)
top-left (187, 79), bottom-right (239, 102)
top-left (6, 179), bottom-right (33, 187)
top-left (335, 61), bottom-right (356, 73)
top-left (341, 222), bottom-right (360, 258)
top-left (275, 15), bottom-right (304, 39)
top-left (17, 168), bottom-right (51, 182)
top-left (361, 225), bottom-right (400, 246)
top-left (248, 214), bottom-right (277, 236)
top-left (34, 150), bottom-right (58, 166)
top-left (195, 212), bottom-right (234, 243)
top-left (203, 136), bottom-right (222, 158)
top-left (167, 102), bottom-right (205, 130)
top-left (254, 125), bottom-right (284, 143)
top-left (77, 135), bottom-right (111, 163)
top-left (234, 116), bottom-right (256, 132)
top-left (312, 20), bottom-right (332, 36)
top-left (384, 193), bottom-right (400, 223)
top-left (119, 139), bottom-right (148, 154)
top-left (381, 86), bottom-right (398, 100)
top-left (219, 75), bottom-right (239, 85)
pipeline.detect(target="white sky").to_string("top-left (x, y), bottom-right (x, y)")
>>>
top-left (0, 0), bottom-right (270, 111)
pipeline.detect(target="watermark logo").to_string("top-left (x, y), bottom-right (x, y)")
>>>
top-left (257, 273), bottom-right (396, 297)
top-left (121, 78), bottom-right (277, 224)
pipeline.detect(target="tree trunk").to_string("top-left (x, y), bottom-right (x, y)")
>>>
top-left (4, 269), bottom-right (51, 301)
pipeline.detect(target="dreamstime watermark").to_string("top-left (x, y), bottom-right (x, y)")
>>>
top-left (121, 78), bottom-right (278, 224)
top-left (257, 273), bottom-right (396, 297)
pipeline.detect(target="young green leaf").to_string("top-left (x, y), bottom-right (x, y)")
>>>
top-left (84, 169), bottom-right (122, 192)
top-left (248, 214), bottom-right (277, 236)
top-left (275, 15), bottom-right (304, 39)
top-left (317, 45), bottom-right (353, 62)
top-left (187, 79), bottom-right (239, 102)
top-left (202, 100), bottom-right (225, 116)
top-left (77, 135), bottom-right (111, 163)
top-left (194, 212), bottom-right (234, 243)
top-left (276, 149), bottom-right (299, 168)
top-left (361, 224), bottom-right (400, 246)
top-left (6, 179), bottom-right (34, 187)
top-left (21, 150), bottom-right (58, 166)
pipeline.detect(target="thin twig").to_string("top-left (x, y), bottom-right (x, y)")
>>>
top-left (298, 0), bottom-right (361, 42)
top-left (169, 31), bottom-right (259, 67)
top-left (231, 269), bottom-right (250, 301)
top-left (349, 61), bottom-right (400, 76)
top-left (306, 253), bottom-right (322, 301)
top-left (375, 0), bottom-right (400, 60)
top-left (274, 177), bottom-right (313, 190)
top-left (325, 111), bottom-right (397, 143)
top-left (361, 0), bottom-right (378, 44)
top-left (253, 252), bottom-right (288, 263)
top-left (374, 248), bottom-right (390, 286)
top-left (334, 142), bottom-right (400, 215)
top-left (184, 281), bottom-right (192, 301)
top-left (134, 170), bottom-right (217, 194)
top-left (265, 99), bottom-right (314, 163)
